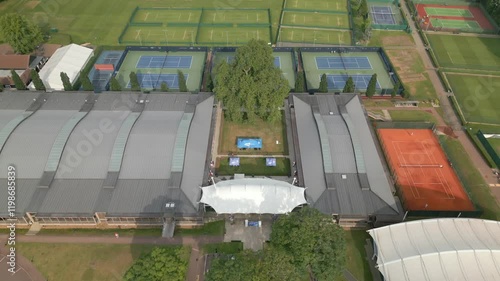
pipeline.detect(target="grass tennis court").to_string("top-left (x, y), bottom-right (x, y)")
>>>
top-left (197, 27), bottom-right (271, 45)
top-left (378, 129), bottom-right (475, 212)
top-left (424, 7), bottom-right (472, 17)
top-left (282, 11), bottom-right (350, 29)
top-left (430, 18), bottom-right (481, 29)
top-left (279, 27), bottom-right (351, 45)
top-left (121, 26), bottom-right (197, 45)
top-left (116, 50), bottom-right (205, 91)
top-left (301, 51), bottom-right (392, 91)
top-left (200, 9), bottom-right (270, 24)
top-left (426, 34), bottom-right (500, 71)
top-left (285, 0), bottom-right (348, 12)
top-left (132, 9), bottom-right (202, 23)
top-left (446, 73), bottom-right (500, 125)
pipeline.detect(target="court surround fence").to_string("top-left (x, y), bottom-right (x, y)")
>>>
top-left (476, 130), bottom-right (500, 168)
top-left (368, 0), bottom-right (411, 31)
top-left (374, 122), bottom-right (482, 217)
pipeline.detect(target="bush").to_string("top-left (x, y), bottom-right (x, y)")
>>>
top-left (129, 72), bottom-right (140, 91)
top-left (109, 76), bottom-right (121, 91)
top-left (294, 70), bottom-right (305, 93)
top-left (343, 76), bottom-right (355, 93)
top-left (365, 73), bottom-right (377, 97)
top-left (318, 73), bottom-right (329, 93)
top-left (160, 82), bottom-right (169, 92)
top-left (178, 70), bottom-right (188, 92)
top-left (81, 75), bottom-right (94, 91)
top-left (11, 70), bottom-right (27, 90)
top-left (30, 69), bottom-right (45, 91)
top-left (60, 72), bottom-right (72, 91)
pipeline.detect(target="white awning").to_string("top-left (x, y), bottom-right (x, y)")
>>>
top-left (368, 218), bottom-right (500, 281)
top-left (200, 178), bottom-right (307, 214)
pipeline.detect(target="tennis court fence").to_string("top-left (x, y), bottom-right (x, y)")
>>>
top-left (476, 130), bottom-right (500, 168)
top-left (368, 0), bottom-right (410, 31)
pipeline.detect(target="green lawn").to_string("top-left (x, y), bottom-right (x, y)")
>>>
top-left (389, 110), bottom-right (437, 123)
top-left (446, 73), bottom-right (500, 125)
top-left (202, 242), bottom-right (243, 254)
top-left (344, 230), bottom-right (373, 281)
top-left (217, 157), bottom-right (291, 176)
top-left (174, 220), bottom-right (226, 236)
top-left (439, 135), bottom-right (500, 220)
top-left (17, 243), bottom-right (165, 281)
top-left (0, 0), bottom-right (283, 46)
top-left (37, 228), bottom-right (162, 237)
top-left (367, 30), bottom-right (415, 47)
top-left (426, 34), bottom-right (500, 71)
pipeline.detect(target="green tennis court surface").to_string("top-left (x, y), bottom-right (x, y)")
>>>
top-left (285, 0), bottom-right (347, 12)
top-left (431, 18), bottom-right (481, 29)
top-left (121, 26), bottom-right (197, 45)
top-left (301, 51), bottom-right (393, 91)
top-left (447, 73), bottom-right (500, 125)
top-left (212, 51), bottom-right (295, 88)
top-left (425, 7), bottom-right (472, 17)
top-left (427, 34), bottom-right (500, 71)
top-left (282, 11), bottom-right (350, 28)
top-left (197, 27), bottom-right (271, 45)
top-left (201, 9), bottom-right (269, 24)
top-left (133, 9), bottom-right (202, 23)
top-left (279, 27), bottom-right (351, 45)
top-left (116, 51), bottom-right (205, 91)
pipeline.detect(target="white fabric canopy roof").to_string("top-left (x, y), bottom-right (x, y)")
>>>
top-left (35, 44), bottom-right (93, 91)
top-left (200, 178), bottom-right (307, 214)
top-left (368, 218), bottom-right (500, 281)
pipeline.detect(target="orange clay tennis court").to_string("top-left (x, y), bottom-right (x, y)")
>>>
top-left (378, 129), bottom-right (475, 212)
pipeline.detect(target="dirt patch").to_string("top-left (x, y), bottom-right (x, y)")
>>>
top-left (387, 49), bottom-right (426, 82)
top-left (382, 36), bottom-right (415, 47)
top-left (24, 1), bottom-right (40, 9)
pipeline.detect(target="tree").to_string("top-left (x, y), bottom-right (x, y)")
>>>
top-left (358, 0), bottom-right (369, 18)
top-left (60, 72), bottom-right (72, 91)
top-left (482, 0), bottom-right (500, 24)
top-left (72, 76), bottom-right (82, 91)
top-left (271, 207), bottom-right (347, 280)
top-left (366, 73), bottom-right (377, 98)
top-left (392, 80), bottom-right (401, 98)
top-left (124, 246), bottom-right (189, 281)
top-left (318, 73), bottom-right (329, 93)
top-left (214, 39), bottom-right (289, 123)
top-left (109, 76), bottom-right (121, 91)
top-left (11, 70), bottom-right (26, 90)
top-left (30, 69), bottom-right (45, 91)
top-left (160, 82), bottom-right (169, 92)
top-left (0, 82), bottom-right (4, 92)
top-left (178, 70), bottom-right (188, 92)
top-left (0, 14), bottom-right (43, 54)
top-left (294, 70), bottom-right (305, 93)
top-left (206, 74), bottom-right (214, 92)
top-left (129, 72), bottom-right (140, 91)
top-left (343, 76), bottom-right (355, 93)
top-left (81, 75), bottom-right (94, 91)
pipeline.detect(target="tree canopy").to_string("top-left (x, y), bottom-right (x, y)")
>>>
top-left (177, 70), bottom-right (188, 92)
top-left (60, 72), bottom-right (72, 91)
top-left (294, 70), bottom-right (305, 93)
top-left (270, 207), bottom-right (347, 280)
top-left (343, 76), bottom-right (355, 93)
top-left (30, 69), bottom-right (45, 91)
top-left (319, 73), bottom-right (329, 93)
top-left (0, 14), bottom-right (43, 54)
top-left (366, 73), bottom-right (377, 97)
top-left (214, 39), bottom-right (290, 123)
top-left (482, 0), bottom-right (500, 25)
top-left (81, 75), bottom-right (94, 91)
top-left (129, 72), bottom-right (140, 91)
top-left (124, 246), bottom-right (189, 281)
top-left (392, 80), bottom-right (401, 98)
top-left (160, 81), bottom-right (169, 92)
top-left (11, 70), bottom-right (26, 90)
top-left (109, 76), bottom-right (121, 91)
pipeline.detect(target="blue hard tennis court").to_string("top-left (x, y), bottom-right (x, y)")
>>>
top-left (136, 55), bottom-right (193, 68)
top-left (316, 56), bottom-right (372, 70)
top-left (326, 75), bottom-right (380, 90)
top-left (371, 6), bottom-right (396, 25)
top-left (127, 73), bottom-right (188, 89)
top-left (227, 56), bottom-right (281, 68)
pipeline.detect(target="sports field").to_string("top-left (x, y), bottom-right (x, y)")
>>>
top-left (301, 51), bottom-right (393, 91)
top-left (426, 34), bottom-right (500, 71)
top-left (279, 27), bottom-right (351, 45)
top-left (217, 157), bottom-right (291, 176)
top-left (0, 0), bottom-right (283, 46)
top-left (446, 73), bottom-right (500, 125)
top-left (121, 26), bottom-right (198, 45)
top-left (212, 51), bottom-right (296, 88)
top-left (116, 51), bottom-right (205, 91)
top-left (197, 27), bottom-right (271, 45)
top-left (132, 9), bottom-right (202, 24)
top-left (282, 11), bottom-right (350, 29)
top-left (378, 129), bottom-right (475, 212)
top-left (285, 0), bottom-right (348, 12)
top-left (200, 9), bottom-right (270, 24)
top-left (416, 3), bottom-right (496, 32)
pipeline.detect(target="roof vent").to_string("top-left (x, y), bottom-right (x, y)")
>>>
top-left (329, 111), bottom-right (334, 115)
top-left (139, 99), bottom-right (144, 104)
top-left (342, 174), bottom-right (347, 179)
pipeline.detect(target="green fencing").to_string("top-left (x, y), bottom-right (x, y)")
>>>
top-left (129, 6), bottom-right (140, 23)
top-left (282, 8), bottom-right (348, 14)
top-left (476, 130), bottom-right (500, 168)
top-left (129, 22), bottom-right (162, 27)
top-left (374, 121), bottom-right (436, 129)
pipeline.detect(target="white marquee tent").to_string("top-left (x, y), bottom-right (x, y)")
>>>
top-left (200, 178), bottom-right (307, 214)
top-left (34, 44), bottom-right (93, 91)
top-left (368, 218), bottom-right (500, 281)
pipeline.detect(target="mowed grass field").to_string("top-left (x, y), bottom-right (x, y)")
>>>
top-left (427, 34), bottom-right (500, 71)
top-left (16, 243), bottom-right (189, 281)
top-left (282, 11), bottom-right (350, 29)
top-left (446, 73), bottom-right (500, 125)
top-left (0, 0), bottom-right (283, 45)
top-left (219, 113), bottom-right (288, 155)
top-left (217, 157), bottom-right (291, 176)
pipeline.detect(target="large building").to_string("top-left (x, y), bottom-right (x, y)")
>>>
top-left (0, 92), bottom-right (214, 227)
top-left (368, 218), bottom-right (500, 281)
